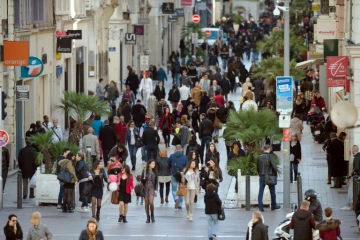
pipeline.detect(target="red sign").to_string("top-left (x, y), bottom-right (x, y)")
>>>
top-left (283, 135), bottom-right (290, 142)
top-left (0, 130), bottom-right (9, 147)
top-left (327, 56), bottom-right (348, 88)
top-left (181, 0), bottom-right (193, 7)
top-left (205, 30), bottom-right (211, 38)
top-left (192, 14), bottom-right (200, 23)
top-left (56, 30), bottom-right (67, 38)
top-left (283, 129), bottom-right (291, 135)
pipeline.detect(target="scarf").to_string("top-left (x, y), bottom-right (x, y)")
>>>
top-left (86, 228), bottom-right (99, 240)
top-left (233, 148), bottom-right (239, 155)
top-left (295, 99), bottom-right (302, 105)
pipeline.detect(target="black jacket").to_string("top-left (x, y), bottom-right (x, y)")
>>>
top-left (309, 198), bottom-right (323, 222)
top-left (4, 222), bottom-right (23, 240)
top-left (2, 147), bottom-right (9, 173)
top-left (99, 125), bottom-right (117, 149)
top-left (131, 104), bottom-right (147, 124)
top-left (75, 159), bottom-right (90, 180)
top-left (168, 88), bottom-right (180, 102)
top-left (200, 95), bottom-right (210, 114)
top-left (18, 146), bottom-right (37, 178)
top-left (157, 157), bottom-right (171, 176)
top-left (353, 152), bottom-right (360, 176)
top-left (171, 59), bottom-right (181, 74)
top-left (328, 138), bottom-right (344, 177)
top-left (290, 209), bottom-right (315, 240)
top-left (208, 55), bottom-right (219, 66)
top-left (90, 169), bottom-right (108, 188)
top-left (153, 85), bottom-right (166, 101)
top-left (141, 169), bottom-right (158, 190)
top-left (247, 221), bottom-right (268, 240)
top-left (199, 118), bottom-right (214, 139)
top-left (119, 103), bottom-right (132, 123)
top-left (290, 140), bottom-right (302, 163)
top-left (219, 78), bottom-right (231, 95)
top-left (142, 127), bottom-right (160, 146)
top-left (79, 229), bottom-right (104, 240)
top-left (204, 192), bottom-right (222, 214)
top-left (257, 153), bottom-right (277, 176)
top-left (252, 79), bottom-right (264, 95)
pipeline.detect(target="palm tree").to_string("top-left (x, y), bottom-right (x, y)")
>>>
top-left (54, 91), bottom-right (110, 145)
top-left (224, 108), bottom-right (281, 175)
top-left (27, 132), bottom-right (54, 174)
top-left (181, 22), bottom-right (204, 40)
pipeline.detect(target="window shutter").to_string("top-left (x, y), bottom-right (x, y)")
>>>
top-left (14, 0), bottom-right (20, 26)
top-left (26, 0), bottom-right (33, 25)
top-left (32, 0), bottom-right (39, 22)
top-left (39, 0), bottom-right (44, 22)
top-left (32, 0), bottom-right (44, 23)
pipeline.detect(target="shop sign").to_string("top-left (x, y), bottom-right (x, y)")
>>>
top-left (162, 2), bottom-right (175, 14)
top-left (175, 8), bottom-right (185, 16)
top-left (326, 56), bottom-right (348, 87)
top-left (315, 19), bottom-right (336, 42)
top-left (134, 25), bottom-right (144, 35)
top-left (181, 0), bottom-right (194, 7)
top-left (57, 38), bottom-right (72, 53)
top-left (66, 30), bottom-right (82, 39)
top-left (3, 41), bottom-right (29, 66)
top-left (125, 33), bottom-right (136, 45)
top-left (168, 15), bottom-right (178, 22)
top-left (309, 44), bottom-right (324, 60)
top-left (20, 56), bottom-right (44, 78)
top-left (138, 18), bottom-right (150, 24)
top-left (16, 85), bottom-right (30, 101)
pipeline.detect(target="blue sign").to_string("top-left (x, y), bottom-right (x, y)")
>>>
top-left (21, 56), bottom-right (44, 78)
top-left (109, 47), bottom-right (116, 52)
top-left (56, 65), bottom-right (63, 76)
top-left (276, 76), bottom-right (293, 113)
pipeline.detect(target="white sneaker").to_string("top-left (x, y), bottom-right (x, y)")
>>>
top-left (341, 206), bottom-right (351, 211)
top-left (189, 214), bottom-right (193, 221)
top-left (187, 213), bottom-right (190, 219)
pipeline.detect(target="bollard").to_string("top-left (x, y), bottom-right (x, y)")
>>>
top-left (245, 175), bottom-right (250, 210)
top-left (296, 172), bottom-right (302, 208)
top-left (17, 170), bottom-right (22, 209)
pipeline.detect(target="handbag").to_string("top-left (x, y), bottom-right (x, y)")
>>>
top-left (218, 206), bottom-right (226, 221)
top-left (176, 182), bottom-right (187, 197)
top-left (214, 116), bottom-right (222, 129)
top-left (111, 191), bottom-right (120, 204)
top-left (57, 167), bottom-right (72, 184)
top-left (82, 181), bottom-right (93, 196)
top-left (265, 154), bottom-right (278, 186)
top-left (135, 136), bottom-right (144, 148)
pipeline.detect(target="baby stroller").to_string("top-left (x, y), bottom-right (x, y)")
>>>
top-left (107, 157), bottom-right (123, 190)
top-left (307, 106), bottom-right (326, 143)
top-left (307, 106), bottom-right (325, 126)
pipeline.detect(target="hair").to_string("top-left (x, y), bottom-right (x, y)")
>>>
top-left (207, 143), bottom-right (218, 153)
top-left (127, 120), bottom-right (135, 128)
top-left (184, 159), bottom-right (198, 174)
top-left (176, 120), bottom-right (182, 125)
top-left (339, 132), bottom-right (347, 139)
top-left (175, 144), bottom-right (182, 151)
top-left (253, 211), bottom-right (263, 220)
top-left (43, 115), bottom-right (48, 120)
top-left (8, 214), bottom-right (17, 221)
top-left (324, 207), bottom-right (333, 218)
top-left (187, 151), bottom-right (198, 161)
top-left (66, 152), bottom-right (75, 160)
top-left (149, 121), bottom-right (155, 128)
top-left (200, 113), bottom-right (206, 118)
top-left (215, 90), bottom-right (220, 95)
top-left (92, 160), bottom-right (102, 171)
top-left (122, 165), bottom-right (131, 176)
top-left (163, 106), bottom-right (170, 114)
top-left (99, 78), bottom-right (103, 83)
top-left (172, 84), bottom-right (178, 89)
top-left (146, 159), bottom-right (158, 174)
top-left (87, 127), bottom-right (94, 134)
top-left (86, 218), bottom-right (98, 230)
top-left (291, 133), bottom-right (298, 141)
top-left (26, 141), bottom-right (32, 146)
top-left (117, 142), bottom-right (125, 150)
top-left (159, 148), bottom-right (167, 158)
top-left (263, 145), bottom-right (271, 151)
top-left (300, 200), bottom-right (310, 209)
top-left (353, 145), bottom-right (359, 152)
top-left (206, 183), bottom-right (217, 193)
top-left (30, 211), bottom-right (41, 219)
top-left (94, 114), bottom-right (101, 120)
top-left (232, 141), bottom-right (242, 149)
top-left (77, 152), bottom-right (85, 159)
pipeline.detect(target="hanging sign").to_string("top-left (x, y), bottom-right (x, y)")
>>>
top-left (327, 56), bottom-right (348, 87)
top-left (20, 56), bottom-right (44, 78)
top-left (16, 85), bottom-right (30, 100)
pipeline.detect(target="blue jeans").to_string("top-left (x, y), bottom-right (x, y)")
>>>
top-left (207, 214), bottom-right (219, 238)
top-left (175, 73), bottom-right (181, 86)
top-left (128, 144), bottom-right (137, 167)
top-left (201, 136), bottom-right (211, 164)
top-left (290, 161), bottom-right (298, 182)
top-left (171, 176), bottom-right (183, 207)
top-left (58, 181), bottom-right (65, 205)
top-left (141, 146), bottom-right (147, 161)
top-left (222, 58), bottom-right (228, 70)
top-left (98, 96), bottom-right (104, 102)
top-left (258, 175), bottom-right (277, 210)
top-left (109, 100), bottom-right (116, 107)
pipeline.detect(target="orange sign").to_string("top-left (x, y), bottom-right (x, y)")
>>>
top-left (283, 129), bottom-right (291, 135)
top-left (4, 41), bottom-right (29, 66)
top-left (283, 135), bottom-right (290, 142)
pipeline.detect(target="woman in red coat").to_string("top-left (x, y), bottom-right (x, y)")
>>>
top-left (311, 92), bottom-right (327, 112)
top-left (117, 165), bottom-right (134, 223)
top-left (159, 107), bottom-right (173, 148)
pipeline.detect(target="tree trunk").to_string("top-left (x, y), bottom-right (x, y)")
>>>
top-left (43, 150), bottom-right (53, 174)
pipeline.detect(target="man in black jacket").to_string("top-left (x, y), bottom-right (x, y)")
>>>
top-left (246, 211), bottom-right (268, 240)
top-left (257, 145), bottom-right (280, 212)
top-left (290, 200), bottom-right (315, 240)
top-left (142, 122), bottom-right (160, 161)
top-left (18, 142), bottom-right (37, 199)
top-left (75, 152), bottom-right (90, 212)
top-left (328, 133), bottom-right (345, 188)
top-left (99, 119), bottom-right (117, 167)
top-left (199, 113), bottom-right (214, 163)
top-left (56, 148), bottom-right (70, 210)
top-left (1, 147), bottom-right (9, 192)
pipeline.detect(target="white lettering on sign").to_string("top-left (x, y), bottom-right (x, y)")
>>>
top-left (278, 84), bottom-right (290, 92)
top-left (4, 60), bottom-right (27, 65)
top-left (328, 57), bottom-right (347, 77)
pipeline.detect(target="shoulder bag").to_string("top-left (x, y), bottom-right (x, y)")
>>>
top-left (82, 181), bottom-right (93, 196)
top-left (111, 191), bottom-right (120, 204)
top-left (57, 167), bottom-right (72, 184)
top-left (176, 181), bottom-right (187, 197)
top-left (218, 205), bottom-right (226, 221)
top-left (265, 154), bottom-right (277, 186)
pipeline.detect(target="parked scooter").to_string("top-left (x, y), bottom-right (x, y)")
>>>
top-left (273, 211), bottom-right (295, 240)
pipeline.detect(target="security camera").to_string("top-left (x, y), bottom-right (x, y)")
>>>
top-left (273, 8), bottom-right (280, 17)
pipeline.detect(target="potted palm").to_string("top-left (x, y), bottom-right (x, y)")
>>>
top-left (224, 108), bottom-right (282, 206)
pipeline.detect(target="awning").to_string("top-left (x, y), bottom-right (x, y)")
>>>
top-left (295, 59), bottom-right (323, 70)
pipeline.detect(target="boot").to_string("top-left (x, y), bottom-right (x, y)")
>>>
top-left (146, 215), bottom-right (150, 223)
top-left (118, 215), bottom-right (123, 222)
top-left (165, 196), bottom-right (169, 203)
top-left (122, 216), bottom-right (128, 223)
top-left (67, 205), bottom-right (74, 213)
top-left (161, 197), bottom-right (164, 204)
top-left (96, 207), bottom-right (101, 222)
top-left (62, 204), bottom-right (67, 213)
top-left (29, 188), bottom-right (35, 198)
top-left (151, 212), bottom-right (155, 223)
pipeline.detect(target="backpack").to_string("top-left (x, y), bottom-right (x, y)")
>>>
top-left (186, 128), bottom-right (193, 144)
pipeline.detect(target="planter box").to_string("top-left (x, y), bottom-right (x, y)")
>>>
top-left (35, 167), bottom-right (59, 206)
top-left (237, 171), bottom-right (271, 207)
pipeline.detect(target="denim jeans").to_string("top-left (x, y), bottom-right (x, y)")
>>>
top-left (207, 214), bottom-right (219, 238)
top-left (201, 136), bottom-right (211, 164)
top-left (222, 58), bottom-right (228, 70)
top-left (171, 176), bottom-right (183, 207)
top-left (258, 175), bottom-right (277, 210)
top-left (109, 100), bottom-right (116, 107)
top-left (141, 146), bottom-right (147, 161)
top-left (128, 144), bottom-right (137, 167)
top-left (98, 96), bottom-right (104, 102)
top-left (58, 181), bottom-right (65, 205)
top-left (212, 128), bottom-right (219, 137)
top-left (175, 73), bottom-right (181, 86)
top-left (290, 161), bottom-right (299, 181)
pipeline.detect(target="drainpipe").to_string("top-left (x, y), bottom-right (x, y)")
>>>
top-left (349, 0), bottom-right (353, 41)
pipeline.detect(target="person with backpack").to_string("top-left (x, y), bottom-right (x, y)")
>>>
top-left (157, 149), bottom-right (171, 204)
top-left (168, 145), bottom-right (188, 210)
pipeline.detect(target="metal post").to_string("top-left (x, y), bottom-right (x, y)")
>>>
top-left (205, 38), bottom-right (209, 69)
top-left (0, 88), bottom-right (3, 209)
top-left (296, 172), bottom-right (302, 208)
top-left (245, 175), bottom-right (250, 210)
top-left (17, 170), bottom-right (22, 209)
top-left (282, 0), bottom-right (291, 210)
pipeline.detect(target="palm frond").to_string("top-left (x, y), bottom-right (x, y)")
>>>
top-left (181, 22), bottom-right (205, 40)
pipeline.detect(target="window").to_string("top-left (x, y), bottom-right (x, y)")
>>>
top-left (56, 0), bottom-right (70, 15)
top-left (14, 0), bottom-right (32, 26)
top-left (32, 0), bottom-right (45, 23)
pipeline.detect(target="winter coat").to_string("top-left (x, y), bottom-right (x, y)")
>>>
top-left (248, 221), bottom-right (268, 240)
top-left (107, 85), bottom-right (116, 101)
top-left (317, 218), bottom-right (341, 240)
top-left (214, 94), bottom-right (226, 108)
top-left (125, 127), bottom-right (140, 146)
top-left (208, 85), bottom-right (222, 98)
top-left (228, 149), bottom-right (245, 162)
top-left (157, 157), bottom-right (171, 177)
top-left (18, 146), bottom-right (37, 178)
top-left (167, 152), bottom-right (188, 175)
top-left (242, 81), bottom-right (253, 96)
top-left (185, 139), bottom-right (201, 160)
top-left (290, 117), bottom-right (303, 141)
top-left (108, 145), bottom-right (129, 163)
top-left (131, 104), bottom-right (147, 125)
top-left (311, 96), bottom-right (327, 112)
top-left (4, 221), bottom-right (23, 240)
top-left (208, 55), bottom-right (219, 66)
top-left (191, 86), bottom-right (202, 106)
top-left (257, 153), bottom-right (277, 176)
top-left (205, 151), bottom-right (220, 164)
top-left (219, 78), bottom-right (231, 95)
top-left (309, 198), bottom-right (323, 222)
top-left (252, 79), bottom-right (264, 96)
top-left (114, 122), bottom-right (127, 144)
top-left (99, 125), bottom-right (117, 149)
top-left (168, 88), bottom-right (180, 102)
top-left (204, 191), bottom-right (222, 214)
top-left (199, 118), bottom-right (214, 139)
top-left (159, 113), bottom-right (173, 131)
top-left (119, 103), bottom-right (132, 123)
top-left (153, 85), bottom-right (166, 101)
top-left (157, 68), bottom-right (167, 83)
top-left (353, 152), bottom-right (360, 176)
top-left (188, 110), bottom-right (199, 132)
top-left (171, 59), bottom-right (181, 74)
top-left (290, 140), bottom-right (302, 163)
top-left (142, 127), bottom-right (160, 146)
top-left (200, 95), bottom-right (211, 114)
top-left (328, 139), bottom-right (345, 177)
top-left (26, 223), bottom-right (53, 240)
top-left (121, 90), bottom-right (135, 104)
top-left (126, 73), bottom-right (139, 93)
top-left (89, 169), bottom-right (108, 188)
top-left (290, 209), bottom-right (315, 240)
top-left (78, 230), bottom-right (104, 240)
top-left (75, 159), bottom-right (89, 180)
top-left (292, 101), bottom-right (306, 117)
top-left (59, 159), bottom-right (78, 183)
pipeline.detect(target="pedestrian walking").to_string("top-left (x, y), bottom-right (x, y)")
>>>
top-left (82, 127), bottom-right (100, 163)
top-left (27, 212), bottom-right (53, 240)
top-left (159, 107), bottom-right (173, 148)
top-left (139, 72), bottom-right (153, 107)
top-left (204, 183), bottom-right (221, 240)
top-left (201, 158), bottom-right (223, 193)
top-left (89, 160), bottom-right (108, 222)
top-left (290, 114), bottom-right (303, 141)
top-left (290, 134), bottom-right (301, 183)
top-left (208, 80), bottom-right (222, 99)
top-left (290, 200), bottom-right (316, 240)
top-left (59, 152), bottom-right (78, 213)
top-left (242, 78), bottom-right (253, 97)
top-left (125, 120), bottom-right (140, 171)
top-left (200, 74), bottom-right (211, 94)
top-left (171, 56), bottom-right (181, 85)
top-left (328, 133), bottom-right (345, 188)
top-left (3, 214), bottom-right (23, 240)
top-left (205, 143), bottom-right (220, 164)
top-left (157, 66), bottom-right (167, 85)
top-left (117, 165), bottom-right (135, 223)
top-left (142, 121), bottom-right (160, 161)
top-left (79, 218), bottom-right (104, 240)
top-left (51, 119), bottom-right (63, 143)
top-left (2, 147), bottom-right (9, 191)
top-left (141, 159), bottom-right (158, 223)
top-left (132, 99), bottom-right (147, 128)
top-left (219, 74), bottom-right (231, 102)
top-left (75, 152), bottom-right (91, 213)
top-left (96, 78), bottom-right (106, 102)
top-left (121, 85), bottom-right (136, 105)
top-left (18, 141), bottom-right (37, 200)
top-left (316, 207), bottom-right (342, 240)
top-left (114, 116), bottom-right (127, 144)
top-left (199, 113), bottom-right (214, 163)
top-left (157, 149), bottom-right (171, 204)
top-left (99, 119), bottom-right (117, 167)
top-left (168, 84), bottom-right (181, 110)
top-left (191, 82), bottom-right (203, 107)
top-left (41, 115), bottom-right (54, 132)
top-left (107, 80), bottom-right (118, 107)
top-left (153, 81), bottom-right (166, 102)
top-left (246, 211), bottom-right (268, 240)
top-left (108, 143), bottom-right (129, 165)
top-left (125, 69), bottom-right (139, 97)
top-left (257, 145), bottom-right (280, 212)
top-left (179, 82), bottom-right (190, 106)
top-left (183, 160), bottom-right (200, 222)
